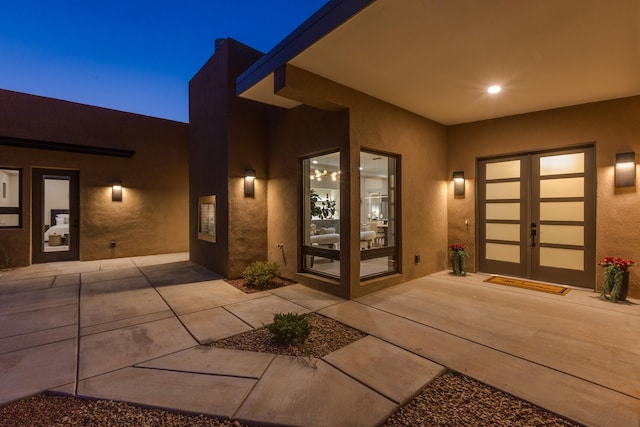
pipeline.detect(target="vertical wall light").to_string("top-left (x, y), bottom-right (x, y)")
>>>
top-left (452, 171), bottom-right (465, 196)
top-left (244, 168), bottom-right (256, 197)
top-left (112, 182), bottom-right (123, 202)
top-left (615, 152), bottom-right (636, 187)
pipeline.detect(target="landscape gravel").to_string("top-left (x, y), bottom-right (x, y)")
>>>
top-left (0, 314), bottom-right (583, 426)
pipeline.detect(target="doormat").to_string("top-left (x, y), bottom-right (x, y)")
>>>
top-left (484, 276), bottom-right (571, 295)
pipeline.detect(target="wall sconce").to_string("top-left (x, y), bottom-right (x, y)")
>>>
top-left (244, 168), bottom-right (256, 197)
top-left (615, 152), bottom-right (636, 187)
top-left (452, 171), bottom-right (465, 196)
top-left (112, 182), bottom-right (123, 202)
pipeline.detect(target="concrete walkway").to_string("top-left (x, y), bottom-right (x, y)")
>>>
top-left (0, 253), bottom-right (638, 426)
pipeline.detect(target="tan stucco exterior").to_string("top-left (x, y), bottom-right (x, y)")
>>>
top-left (191, 39), bottom-right (640, 300)
top-left (448, 96), bottom-right (640, 298)
top-left (0, 89), bottom-right (189, 266)
top-left (191, 42), bottom-right (449, 299)
top-left (269, 65), bottom-right (449, 298)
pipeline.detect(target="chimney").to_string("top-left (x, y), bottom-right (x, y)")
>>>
top-left (214, 38), bottom-right (226, 52)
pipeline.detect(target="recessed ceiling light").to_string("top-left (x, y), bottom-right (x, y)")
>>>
top-left (487, 85), bottom-right (502, 94)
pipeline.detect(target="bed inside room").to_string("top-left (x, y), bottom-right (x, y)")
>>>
top-left (44, 209), bottom-right (70, 252)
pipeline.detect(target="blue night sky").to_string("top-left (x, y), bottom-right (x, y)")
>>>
top-left (0, 1), bottom-right (327, 123)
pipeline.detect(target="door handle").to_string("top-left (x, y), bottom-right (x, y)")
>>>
top-left (530, 223), bottom-right (537, 247)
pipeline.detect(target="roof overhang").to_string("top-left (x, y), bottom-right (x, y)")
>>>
top-left (238, 0), bottom-right (640, 125)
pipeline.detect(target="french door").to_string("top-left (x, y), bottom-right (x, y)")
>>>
top-left (32, 169), bottom-right (80, 263)
top-left (478, 147), bottom-right (595, 288)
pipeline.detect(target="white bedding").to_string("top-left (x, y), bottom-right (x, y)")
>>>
top-left (44, 224), bottom-right (69, 241)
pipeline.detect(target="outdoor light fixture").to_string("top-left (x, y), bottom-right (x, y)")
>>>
top-left (244, 168), bottom-right (256, 197)
top-left (615, 152), bottom-right (636, 187)
top-left (112, 182), bottom-right (123, 202)
top-left (452, 171), bottom-right (465, 196)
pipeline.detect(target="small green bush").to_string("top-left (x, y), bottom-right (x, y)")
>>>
top-left (242, 261), bottom-right (279, 288)
top-left (266, 312), bottom-right (313, 346)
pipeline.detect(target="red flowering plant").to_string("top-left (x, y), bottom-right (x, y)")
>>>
top-left (598, 256), bottom-right (635, 302)
top-left (448, 243), bottom-right (469, 276)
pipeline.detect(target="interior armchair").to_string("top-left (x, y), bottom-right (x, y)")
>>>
top-left (360, 223), bottom-right (377, 249)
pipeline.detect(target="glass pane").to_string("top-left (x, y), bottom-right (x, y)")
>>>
top-left (197, 195), bottom-right (216, 243)
top-left (540, 177), bottom-right (584, 198)
top-left (305, 255), bottom-right (341, 278)
top-left (0, 214), bottom-right (19, 227)
top-left (304, 152), bottom-right (341, 276)
top-left (540, 247), bottom-right (584, 271)
top-left (360, 152), bottom-right (396, 249)
top-left (0, 169), bottom-right (20, 208)
top-left (43, 176), bottom-right (70, 253)
top-left (540, 153), bottom-right (584, 176)
top-left (486, 203), bottom-right (520, 220)
top-left (486, 160), bottom-right (520, 180)
top-left (486, 182), bottom-right (520, 200)
top-left (486, 223), bottom-right (520, 242)
top-left (540, 225), bottom-right (584, 246)
top-left (360, 151), bottom-right (398, 278)
top-left (486, 243), bottom-right (520, 263)
top-left (540, 202), bottom-right (584, 221)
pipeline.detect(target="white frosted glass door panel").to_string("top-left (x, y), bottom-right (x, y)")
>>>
top-left (540, 153), bottom-right (584, 176)
top-left (540, 202), bottom-right (584, 221)
top-left (486, 160), bottom-right (521, 180)
top-left (540, 177), bottom-right (584, 198)
top-left (540, 225), bottom-right (584, 246)
top-left (486, 223), bottom-right (520, 242)
top-left (486, 243), bottom-right (520, 263)
top-left (486, 182), bottom-right (520, 200)
top-left (486, 203), bottom-right (520, 220)
top-left (540, 247), bottom-right (584, 271)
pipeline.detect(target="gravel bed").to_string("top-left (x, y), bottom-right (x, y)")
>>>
top-left (384, 371), bottom-right (583, 427)
top-left (0, 315), bottom-right (583, 426)
top-left (0, 395), bottom-right (251, 427)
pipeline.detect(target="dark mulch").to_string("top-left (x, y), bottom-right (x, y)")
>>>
top-left (213, 312), bottom-right (367, 358)
top-left (225, 276), bottom-right (295, 294)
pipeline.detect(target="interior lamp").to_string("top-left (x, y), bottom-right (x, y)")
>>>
top-left (615, 152), bottom-right (635, 187)
top-left (112, 182), bottom-right (123, 202)
top-left (452, 171), bottom-right (465, 196)
top-left (244, 168), bottom-right (256, 197)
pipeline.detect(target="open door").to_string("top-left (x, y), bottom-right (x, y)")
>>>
top-left (32, 169), bottom-right (80, 263)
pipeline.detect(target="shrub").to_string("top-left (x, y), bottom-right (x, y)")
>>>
top-left (242, 261), bottom-right (279, 288)
top-left (266, 312), bottom-right (313, 346)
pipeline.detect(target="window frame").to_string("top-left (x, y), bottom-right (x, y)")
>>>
top-left (359, 149), bottom-right (400, 280)
top-left (0, 167), bottom-right (23, 229)
top-left (301, 151), bottom-right (342, 279)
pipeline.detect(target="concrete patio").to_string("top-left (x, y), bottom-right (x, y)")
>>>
top-left (0, 253), bottom-right (638, 426)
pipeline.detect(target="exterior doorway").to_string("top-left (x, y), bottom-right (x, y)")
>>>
top-left (32, 169), bottom-right (80, 263)
top-left (477, 146), bottom-right (595, 288)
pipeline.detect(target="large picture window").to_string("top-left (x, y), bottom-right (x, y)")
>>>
top-left (360, 151), bottom-right (398, 279)
top-left (0, 168), bottom-right (22, 228)
top-left (302, 152), bottom-right (341, 278)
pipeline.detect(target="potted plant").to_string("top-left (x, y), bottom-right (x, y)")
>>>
top-left (598, 256), bottom-right (635, 302)
top-left (448, 243), bottom-right (469, 276)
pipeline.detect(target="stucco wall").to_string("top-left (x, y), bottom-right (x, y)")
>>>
top-left (0, 89), bottom-right (189, 266)
top-left (189, 39), bottom-right (267, 278)
top-left (269, 66), bottom-right (449, 298)
top-left (447, 96), bottom-right (640, 297)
